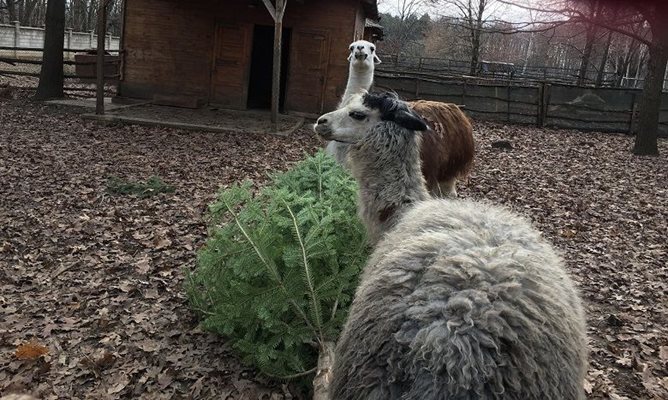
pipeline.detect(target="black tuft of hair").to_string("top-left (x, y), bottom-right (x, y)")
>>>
top-left (362, 92), bottom-right (404, 119)
top-left (362, 92), bottom-right (428, 132)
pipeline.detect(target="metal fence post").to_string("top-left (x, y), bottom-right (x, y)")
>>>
top-left (89, 30), bottom-right (94, 48)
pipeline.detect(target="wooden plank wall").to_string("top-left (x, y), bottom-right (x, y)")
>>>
top-left (120, 0), bottom-right (364, 114)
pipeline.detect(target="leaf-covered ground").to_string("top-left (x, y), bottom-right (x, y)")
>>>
top-left (1, 89), bottom-right (667, 399)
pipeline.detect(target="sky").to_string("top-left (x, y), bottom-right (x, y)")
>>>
top-left (377, 0), bottom-right (534, 23)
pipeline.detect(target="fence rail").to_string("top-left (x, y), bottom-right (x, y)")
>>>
top-left (378, 54), bottom-right (667, 90)
top-left (0, 46), bottom-right (121, 94)
top-left (374, 70), bottom-right (668, 137)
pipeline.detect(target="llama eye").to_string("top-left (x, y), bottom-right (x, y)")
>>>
top-left (349, 111), bottom-right (367, 121)
top-left (350, 46), bottom-right (354, 51)
top-left (370, 47), bottom-right (375, 52)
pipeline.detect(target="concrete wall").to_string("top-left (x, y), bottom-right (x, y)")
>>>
top-left (0, 22), bottom-right (120, 51)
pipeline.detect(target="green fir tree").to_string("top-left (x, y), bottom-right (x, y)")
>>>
top-left (186, 151), bottom-right (369, 380)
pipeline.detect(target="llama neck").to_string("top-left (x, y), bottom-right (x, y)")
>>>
top-left (350, 124), bottom-right (430, 245)
top-left (339, 64), bottom-right (374, 108)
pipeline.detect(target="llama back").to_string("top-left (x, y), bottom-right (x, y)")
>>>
top-left (332, 199), bottom-right (587, 400)
top-left (409, 100), bottom-right (475, 185)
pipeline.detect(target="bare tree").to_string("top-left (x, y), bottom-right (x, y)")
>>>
top-left (431, 0), bottom-right (506, 75)
top-left (503, 0), bottom-right (665, 155)
top-left (34, 0), bottom-right (65, 100)
top-left (380, 0), bottom-right (431, 56)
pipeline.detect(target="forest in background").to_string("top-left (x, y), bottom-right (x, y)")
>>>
top-left (378, 0), bottom-right (659, 88)
top-left (0, 0), bottom-right (122, 35)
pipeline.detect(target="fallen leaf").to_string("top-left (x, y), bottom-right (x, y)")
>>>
top-left (15, 341), bottom-right (48, 360)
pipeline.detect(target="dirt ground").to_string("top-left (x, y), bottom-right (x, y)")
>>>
top-left (0, 88), bottom-right (666, 399)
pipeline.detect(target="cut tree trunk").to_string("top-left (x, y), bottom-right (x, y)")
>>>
top-left (34, 0), bottom-right (66, 100)
top-left (312, 341), bottom-right (336, 400)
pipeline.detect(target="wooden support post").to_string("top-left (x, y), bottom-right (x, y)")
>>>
top-left (96, 0), bottom-right (108, 115)
top-left (271, 10), bottom-right (283, 126)
top-left (537, 82), bottom-right (544, 127)
top-left (506, 83), bottom-right (511, 123)
top-left (541, 83), bottom-right (551, 127)
top-left (263, 0), bottom-right (287, 130)
top-left (629, 92), bottom-right (637, 135)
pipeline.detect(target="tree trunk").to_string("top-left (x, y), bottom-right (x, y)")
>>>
top-left (633, 39), bottom-right (667, 155)
top-left (34, 0), bottom-right (66, 100)
top-left (577, 0), bottom-right (600, 86)
top-left (469, 32), bottom-right (480, 75)
top-left (6, 0), bottom-right (17, 22)
top-left (596, 30), bottom-right (613, 87)
top-left (95, 0), bottom-right (106, 114)
top-left (577, 28), bottom-right (596, 85)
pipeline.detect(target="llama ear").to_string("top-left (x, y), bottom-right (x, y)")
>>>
top-left (373, 54), bottom-right (382, 64)
top-left (348, 53), bottom-right (354, 62)
top-left (393, 110), bottom-right (428, 132)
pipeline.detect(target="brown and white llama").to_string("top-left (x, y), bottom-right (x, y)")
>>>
top-left (325, 40), bottom-right (475, 197)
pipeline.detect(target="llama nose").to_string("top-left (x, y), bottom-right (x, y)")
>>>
top-left (317, 117), bottom-right (328, 125)
top-left (357, 45), bottom-right (364, 51)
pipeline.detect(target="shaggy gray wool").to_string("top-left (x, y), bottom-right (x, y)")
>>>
top-left (331, 200), bottom-right (588, 399)
top-left (347, 121), bottom-right (430, 245)
top-left (331, 112), bottom-right (587, 399)
top-left (326, 140), bottom-right (351, 168)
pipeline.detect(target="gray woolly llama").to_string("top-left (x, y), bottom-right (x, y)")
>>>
top-left (313, 92), bottom-right (588, 400)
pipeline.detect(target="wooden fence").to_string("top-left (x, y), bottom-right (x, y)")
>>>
top-left (374, 70), bottom-right (668, 137)
top-left (0, 46), bottom-right (121, 92)
top-left (378, 54), bottom-right (668, 90)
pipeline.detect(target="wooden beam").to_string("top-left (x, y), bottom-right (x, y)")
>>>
top-left (270, 0), bottom-right (287, 129)
top-left (261, 0), bottom-right (277, 21)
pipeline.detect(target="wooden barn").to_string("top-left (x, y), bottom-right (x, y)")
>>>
top-left (116, 0), bottom-right (380, 116)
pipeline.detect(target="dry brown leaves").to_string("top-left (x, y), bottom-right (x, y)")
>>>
top-left (0, 90), bottom-right (319, 399)
top-left (1, 88), bottom-right (666, 399)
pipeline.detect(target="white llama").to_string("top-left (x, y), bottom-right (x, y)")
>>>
top-left (326, 40), bottom-right (380, 166)
top-left (313, 92), bottom-right (588, 400)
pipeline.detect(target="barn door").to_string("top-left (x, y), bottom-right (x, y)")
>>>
top-left (286, 30), bottom-right (329, 114)
top-left (211, 22), bottom-right (251, 109)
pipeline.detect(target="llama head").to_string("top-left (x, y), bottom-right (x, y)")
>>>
top-left (314, 92), bottom-right (427, 144)
top-left (347, 40), bottom-right (381, 69)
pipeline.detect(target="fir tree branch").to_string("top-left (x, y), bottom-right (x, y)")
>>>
top-left (331, 285), bottom-right (344, 321)
top-left (270, 367), bottom-right (317, 380)
top-left (284, 200), bottom-right (324, 343)
top-left (222, 197), bottom-right (319, 338)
